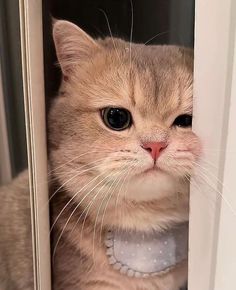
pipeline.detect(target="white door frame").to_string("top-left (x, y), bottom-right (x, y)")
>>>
top-left (189, 0), bottom-right (236, 289)
top-left (19, 1), bottom-right (51, 290)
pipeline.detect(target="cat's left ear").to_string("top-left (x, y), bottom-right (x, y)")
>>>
top-left (53, 20), bottom-right (100, 76)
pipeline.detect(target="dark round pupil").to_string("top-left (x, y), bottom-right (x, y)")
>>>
top-left (174, 114), bottom-right (192, 127)
top-left (106, 108), bottom-right (129, 129)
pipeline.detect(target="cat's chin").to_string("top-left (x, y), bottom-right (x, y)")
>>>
top-left (138, 167), bottom-right (174, 178)
top-left (140, 166), bottom-right (163, 175)
top-left (127, 169), bottom-right (188, 202)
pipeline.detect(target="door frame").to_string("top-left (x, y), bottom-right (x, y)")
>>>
top-left (19, 1), bottom-right (51, 289)
top-left (189, 0), bottom-right (236, 289)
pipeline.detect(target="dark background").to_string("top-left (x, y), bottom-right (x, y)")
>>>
top-left (43, 0), bottom-right (195, 101)
top-left (0, 0), bottom-right (27, 176)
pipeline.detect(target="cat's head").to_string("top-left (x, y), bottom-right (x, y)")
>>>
top-left (49, 20), bottom-right (201, 206)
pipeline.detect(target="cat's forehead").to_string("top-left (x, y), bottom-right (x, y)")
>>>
top-left (130, 61), bottom-right (187, 118)
top-left (72, 42), bottom-right (193, 119)
top-left (106, 44), bottom-right (193, 119)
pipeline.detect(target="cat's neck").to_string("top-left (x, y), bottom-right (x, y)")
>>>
top-left (93, 193), bottom-right (189, 232)
top-left (51, 182), bottom-right (189, 234)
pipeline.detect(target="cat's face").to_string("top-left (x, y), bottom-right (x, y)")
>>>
top-left (49, 20), bottom-right (201, 204)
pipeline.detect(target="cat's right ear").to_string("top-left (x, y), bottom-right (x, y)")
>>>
top-left (53, 20), bottom-right (100, 76)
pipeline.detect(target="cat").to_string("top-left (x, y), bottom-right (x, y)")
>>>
top-left (49, 20), bottom-right (201, 290)
top-left (0, 172), bottom-right (33, 290)
top-left (0, 19), bottom-right (201, 290)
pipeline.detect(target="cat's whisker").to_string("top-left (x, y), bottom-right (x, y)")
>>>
top-left (98, 161), bottom-right (138, 244)
top-left (129, 0), bottom-right (134, 71)
top-left (76, 167), bottom-right (125, 241)
top-left (48, 147), bottom-right (132, 176)
top-left (64, 168), bottom-right (120, 259)
top-left (91, 161), bottom-right (137, 260)
top-left (114, 160), bottom-right (140, 222)
top-left (48, 155), bottom-right (137, 216)
top-left (186, 174), bottom-right (203, 196)
top-left (52, 169), bottom-right (119, 262)
top-left (202, 148), bottom-right (236, 153)
top-left (47, 148), bottom-right (118, 177)
top-left (144, 30), bottom-right (170, 45)
top-left (47, 150), bottom-right (104, 175)
top-left (115, 162), bottom-right (140, 228)
top-left (45, 155), bottom-right (121, 209)
top-left (192, 162), bottom-right (236, 216)
top-left (38, 167), bottom-right (90, 196)
top-left (98, 9), bottom-right (121, 62)
top-left (50, 169), bottom-right (107, 236)
top-left (184, 174), bottom-right (190, 184)
top-left (91, 165), bottom-right (129, 261)
top-left (192, 174), bottom-right (228, 213)
top-left (193, 161), bottom-right (227, 190)
top-left (196, 175), bottom-right (236, 216)
top-left (79, 181), bottom-right (110, 242)
top-left (114, 161), bottom-right (135, 210)
top-left (47, 150), bottom-right (114, 179)
top-left (48, 160), bottom-right (103, 201)
top-left (197, 158), bottom-right (218, 170)
top-left (37, 162), bottom-right (93, 188)
top-left (190, 176), bottom-right (219, 212)
top-left (122, 161), bottom-right (141, 202)
top-left (50, 161), bottom-right (133, 257)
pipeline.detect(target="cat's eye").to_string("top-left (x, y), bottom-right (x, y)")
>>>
top-left (173, 114), bottom-right (192, 127)
top-left (101, 107), bottom-right (132, 131)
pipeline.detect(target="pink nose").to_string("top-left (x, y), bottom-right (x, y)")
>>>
top-left (142, 142), bottom-right (167, 161)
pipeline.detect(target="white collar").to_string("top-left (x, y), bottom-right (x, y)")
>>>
top-left (105, 223), bottom-right (188, 278)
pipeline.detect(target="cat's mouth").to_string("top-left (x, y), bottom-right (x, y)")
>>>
top-left (142, 166), bottom-right (160, 175)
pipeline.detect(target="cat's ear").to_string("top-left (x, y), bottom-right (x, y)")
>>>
top-left (53, 20), bottom-right (99, 76)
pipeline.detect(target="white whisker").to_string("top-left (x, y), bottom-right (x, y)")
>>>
top-left (144, 30), bottom-right (170, 45)
top-left (91, 165), bottom-right (128, 260)
top-left (91, 160), bottom-right (137, 260)
top-left (99, 160), bottom-right (139, 244)
top-left (129, 0), bottom-right (134, 71)
top-left (47, 151), bottom-right (100, 175)
top-left (193, 161), bottom-right (236, 216)
top-left (44, 155), bottom-right (124, 211)
top-left (50, 170), bottom-right (106, 236)
top-left (114, 160), bottom-right (140, 217)
top-left (52, 166), bottom-right (125, 261)
top-left (99, 9), bottom-right (121, 61)
top-left (76, 168), bottom-right (124, 241)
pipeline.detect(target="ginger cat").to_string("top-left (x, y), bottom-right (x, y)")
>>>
top-left (0, 20), bottom-right (201, 290)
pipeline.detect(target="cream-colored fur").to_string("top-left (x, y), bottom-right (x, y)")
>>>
top-left (49, 20), bottom-right (201, 290)
top-left (0, 172), bottom-right (33, 290)
top-left (0, 20), bottom-right (201, 290)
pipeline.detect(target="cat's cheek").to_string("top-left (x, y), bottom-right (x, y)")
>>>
top-left (186, 133), bottom-right (202, 157)
top-left (190, 135), bottom-right (202, 160)
top-left (156, 150), bottom-right (194, 177)
top-left (167, 132), bottom-right (202, 161)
